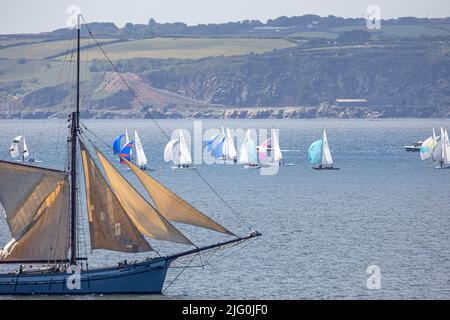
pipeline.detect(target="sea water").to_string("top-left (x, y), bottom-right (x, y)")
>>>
top-left (0, 118), bottom-right (449, 299)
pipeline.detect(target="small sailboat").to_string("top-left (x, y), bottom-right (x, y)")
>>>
top-left (134, 130), bottom-right (149, 171)
top-left (269, 128), bottom-right (283, 166)
top-left (257, 129), bottom-right (283, 165)
top-left (432, 128), bottom-right (450, 169)
top-left (308, 130), bottom-right (340, 170)
top-left (10, 136), bottom-right (31, 162)
top-left (0, 15), bottom-right (260, 295)
top-left (239, 130), bottom-right (259, 169)
top-left (164, 129), bottom-right (193, 169)
top-left (420, 128), bottom-right (439, 161)
top-left (216, 127), bottom-right (237, 164)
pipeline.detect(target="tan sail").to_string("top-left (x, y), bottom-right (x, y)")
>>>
top-left (0, 161), bottom-right (67, 239)
top-left (95, 147), bottom-right (193, 245)
top-left (80, 142), bottom-right (152, 253)
top-left (0, 176), bottom-right (70, 261)
top-left (123, 158), bottom-right (234, 236)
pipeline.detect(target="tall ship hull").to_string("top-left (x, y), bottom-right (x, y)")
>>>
top-left (0, 258), bottom-right (169, 295)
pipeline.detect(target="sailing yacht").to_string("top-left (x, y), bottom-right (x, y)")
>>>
top-left (10, 136), bottom-right (30, 162)
top-left (0, 15), bottom-right (260, 295)
top-left (432, 128), bottom-right (450, 169)
top-left (164, 129), bottom-right (193, 169)
top-left (239, 130), bottom-right (259, 168)
top-left (308, 130), bottom-right (339, 170)
top-left (134, 130), bottom-right (149, 170)
top-left (269, 128), bottom-right (283, 166)
top-left (257, 129), bottom-right (283, 165)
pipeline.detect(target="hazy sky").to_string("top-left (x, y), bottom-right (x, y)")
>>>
top-left (1, 0), bottom-right (450, 34)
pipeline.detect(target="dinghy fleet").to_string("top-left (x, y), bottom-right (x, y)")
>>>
top-left (7, 126), bottom-right (340, 170)
top-left (9, 126), bottom-right (449, 171)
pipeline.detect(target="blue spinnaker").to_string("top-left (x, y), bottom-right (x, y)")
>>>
top-left (119, 141), bottom-right (134, 164)
top-left (207, 134), bottom-right (220, 152)
top-left (214, 137), bottom-right (225, 158)
top-left (308, 140), bottom-right (323, 165)
top-left (113, 134), bottom-right (125, 155)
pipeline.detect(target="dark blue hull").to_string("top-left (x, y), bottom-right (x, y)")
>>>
top-left (0, 258), bottom-right (170, 295)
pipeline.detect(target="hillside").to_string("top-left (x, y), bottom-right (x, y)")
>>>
top-left (1, 15), bottom-right (450, 118)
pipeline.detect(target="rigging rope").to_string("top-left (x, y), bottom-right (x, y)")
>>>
top-left (80, 15), bottom-right (253, 233)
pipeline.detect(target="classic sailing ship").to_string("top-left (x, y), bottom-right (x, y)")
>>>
top-left (0, 16), bottom-right (260, 295)
top-left (308, 130), bottom-right (339, 170)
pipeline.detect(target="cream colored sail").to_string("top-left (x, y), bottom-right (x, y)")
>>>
top-left (0, 161), bottom-right (66, 239)
top-left (95, 147), bottom-right (193, 245)
top-left (0, 162), bottom-right (70, 261)
top-left (123, 157), bottom-right (234, 235)
top-left (80, 142), bottom-right (152, 253)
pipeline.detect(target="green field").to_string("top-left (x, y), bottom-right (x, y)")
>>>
top-left (0, 37), bottom-right (297, 60)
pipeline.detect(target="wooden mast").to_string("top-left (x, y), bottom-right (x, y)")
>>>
top-left (70, 14), bottom-right (81, 265)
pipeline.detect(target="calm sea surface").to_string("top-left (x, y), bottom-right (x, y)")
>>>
top-left (0, 118), bottom-right (449, 299)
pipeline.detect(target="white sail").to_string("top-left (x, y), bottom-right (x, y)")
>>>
top-left (224, 127), bottom-right (237, 161)
top-left (239, 130), bottom-right (250, 164)
top-left (10, 136), bottom-right (22, 158)
top-left (164, 139), bottom-right (178, 162)
top-left (22, 136), bottom-right (29, 159)
top-left (271, 128), bottom-right (283, 164)
top-left (444, 129), bottom-right (450, 165)
top-left (134, 130), bottom-right (147, 167)
top-left (179, 130), bottom-right (192, 165)
top-left (321, 130), bottom-right (334, 166)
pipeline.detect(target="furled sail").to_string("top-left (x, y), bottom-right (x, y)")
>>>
top-left (123, 157), bottom-right (234, 235)
top-left (321, 130), bottom-right (333, 167)
top-left (95, 147), bottom-right (193, 245)
top-left (134, 130), bottom-right (148, 167)
top-left (10, 136), bottom-right (22, 158)
top-left (80, 142), bottom-right (152, 253)
top-left (0, 161), bottom-right (70, 261)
